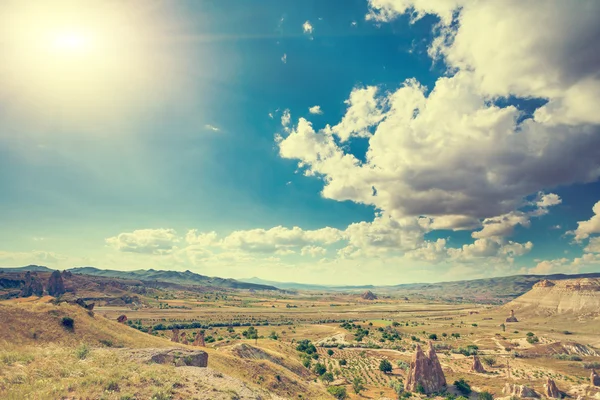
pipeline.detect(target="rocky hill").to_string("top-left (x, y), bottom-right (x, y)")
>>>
top-left (506, 278), bottom-right (600, 316)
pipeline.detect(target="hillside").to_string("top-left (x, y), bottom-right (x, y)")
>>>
top-left (506, 278), bottom-right (600, 317)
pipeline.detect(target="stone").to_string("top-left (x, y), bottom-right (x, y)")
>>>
top-left (592, 369), bottom-right (600, 386)
top-left (361, 290), bottom-right (377, 300)
top-left (544, 378), bottom-right (561, 398)
top-left (150, 349), bottom-right (208, 367)
top-left (506, 309), bottom-right (519, 322)
top-left (117, 315), bottom-right (128, 324)
top-left (503, 383), bottom-right (539, 398)
top-left (47, 270), bottom-right (66, 296)
top-left (171, 328), bottom-right (180, 343)
top-left (193, 330), bottom-right (205, 347)
top-left (405, 342), bottom-right (446, 394)
top-left (20, 271), bottom-right (44, 297)
top-left (471, 355), bottom-right (486, 373)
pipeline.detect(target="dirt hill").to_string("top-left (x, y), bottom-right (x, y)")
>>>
top-left (505, 278), bottom-right (600, 317)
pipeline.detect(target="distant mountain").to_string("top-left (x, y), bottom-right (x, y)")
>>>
top-left (240, 277), bottom-right (375, 291)
top-left (68, 267), bottom-right (279, 291)
top-left (0, 265), bottom-right (55, 272)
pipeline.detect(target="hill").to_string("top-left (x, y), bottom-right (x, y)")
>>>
top-left (506, 277), bottom-right (600, 316)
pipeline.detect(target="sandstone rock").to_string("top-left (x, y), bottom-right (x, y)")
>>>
top-left (544, 377), bottom-right (561, 398)
top-left (592, 369), bottom-right (600, 386)
top-left (20, 271), bottom-right (44, 297)
top-left (503, 383), bottom-right (539, 398)
top-left (150, 349), bottom-right (208, 367)
top-left (61, 270), bottom-right (73, 279)
top-left (117, 315), bottom-right (128, 324)
top-left (405, 342), bottom-right (446, 394)
top-left (74, 298), bottom-right (95, 311)
top-left (171, 328), bottom-right (180, 343)
top-left (361, 290), bottom-right (377, 300)
top-left (506, 309), bottom-right (519, 322)
top-left (536, 279), bottom-right (555, 288)
top-left (471, 355), bottom-right (486, 373)
top-left (47, 270), bottom-right (66, 296)
top-left (193, 330), bottom-right (205, 347)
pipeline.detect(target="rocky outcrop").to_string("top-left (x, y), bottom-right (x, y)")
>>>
top-left (117, 315), bottom-right (128, 323)
top-left (503, 383), bottom-right (539, 398)
top-left (471, 355), bottom-right (486, 373)
top-left (47, 270), bottom-right (66, 296)
top-left (361, 290), bottom-right (377, 300)
top-left (61, 270), bottom-right (73, 279)
top-left (536, 279), bottom-right (555, 288)
top-left (150, 349), bottom-right (208, 367)
top-left (171, 328), bottom-right (180, 343)
top-left (592, 369), bottom-right (600, 386)
top-left (193, 330), bottom-right (205, 347)
top-left (75, 298), bottom-right (95, 311)
top-left (544, 378), bottom-right (561, 398)
top-left (506, 309), bottom-right (519, 322)
top-left (405, 342), bottom-right (446, 394)
top-left (19, 272), bottom-right (44, 297)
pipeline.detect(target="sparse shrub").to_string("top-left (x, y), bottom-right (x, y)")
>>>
top-left (472, 323), bottom-right (478, 327)
top-left (526, 335), bottom-right (539, 344)
top-left (105, 380), bottom-right (120, 392)
top-left (275, 374), bottom-right (281, 382)
top-left (553, 354), bottom-right (582, 361)
top-left (99, 339), bottom-right (114, 347)
top-left (454, 378), bottom-right (471, 395)
top-left (338, 359), bottom-right (347, 366)
top-left (482, 356), bottom-right (496, 367)
top-left (75, 343), bottom-right (90, 360)
top-left (352, 376), bottom-right (365, 394)
top-left (583, 362), bottom-right (600, 369)
top-left (314, 362), bottom-right (327, 375)
top-left (327, 386), bottom-right (347, 399)
top-left (563, 330), bottom-right (573, 335)
top-left (429, 333), bottom-right (438, 340)
top-left (327, 349), bottom-right (334, 356)
top-left (416, 383), bottom-right (425, 394)
top-left (526, 332), bottom-right (534, 337)
top-left (61, 316), bottom-right (74, 330)
top-left (321, 372), bottom-right (334, 384)
top-left (397, 360), bottom-right (409, 370)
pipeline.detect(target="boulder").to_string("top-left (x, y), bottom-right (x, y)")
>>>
top-left (544, 378), bottom-right (561, 398)
top-left (592, 369), bottom-right (600, 386)
top-left (19, 271), bottom-right (44, 297)
top-left (361, 290), bottom-right (377, 300)
top-left (506, 309), bottom-right (519, 322)
top-left (150, 349), bottom-right (208, 368)
top-left (405, 342), bottom-right (446, 394)
top-left (171, 328), bottom-right (180, 343)
top-left (503, 383), bottom-right (539, 398)
top-left (117, 315), bottom-right (128, 324)
top-left (471, 355), bottom-right (486, 373)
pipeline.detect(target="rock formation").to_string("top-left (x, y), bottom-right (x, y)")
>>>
top-left (537, 279), bottom-right (555, 288)
top-left (471, 355), bottom-right (486, 373)
top-left (171, 328), bottom-right (180, 343)
top-left (181, 331), bottom-right (188, 344)
top-left (117, 315), bottom-right (128, 324)
top-left (19, 271), bottom-right (44, 297)
top-left (506, 309), bottom-right (519, 322)
top-left (405, 342), bottom-right (446, 394)
top-left (503, 383), bottom-right (539, 398)
top-left (361, 290), bottom-right (377, 300)
top-left (544, 378), bottom-right (561, 398)
top-left (592, 369), bottom-right (600, 386)
top-left (75, 298), bottom-right (95, 311)
top-left (150, 349), bottom-right (208, 367)
top-left (193, 330), bottom-right (205, 347)
top-left (47, 270), bottom-right (66, 296)
top-left (61, 270), bottom-right (73, 279)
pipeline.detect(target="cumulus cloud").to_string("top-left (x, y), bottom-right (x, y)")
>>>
top-left (105, 229), bottom-right (179, 255)
top-left (308, 105), bottom-right (323, 115)
top-left (584, 237), bottom-right (600, 253)
top-left (302, 20), bottom-right (313, 34)
top-left (281, 53), bottom-right (287, 64)
top-left (536, 193), bottom-right (562, 208)
top-left (204, 124), bottom-right (220, 132)
top-left (570, 201), bottom-right (600, 241)
top-left (301, 245), bottom-right (327, 257)
top-left (281, 109), bottom-right (291, 127)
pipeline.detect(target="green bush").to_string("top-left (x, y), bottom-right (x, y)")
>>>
top-left (379, 359), bottom-right (393, 373)
top-left (327, 349), bottom-right (334, 356)
top-left (61, 316), bottom-right (74, 330)
top-left (338, 359), bottom-right (347, 366)
top-left (454, 378), bottom-right (471, 395)
top-left (327, 386), bottom-right (347, 399)
top-left (313, 363), bottom-right (327, 375)
top-left (429, 333), bottom-right (438, 340)
top-left (478, 391), bottom-right (493, 400)
top-left (75, 343), bottom-right (90, 360)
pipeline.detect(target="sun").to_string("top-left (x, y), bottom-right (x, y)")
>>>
top-left (51, 30), bottom-right (91, 52)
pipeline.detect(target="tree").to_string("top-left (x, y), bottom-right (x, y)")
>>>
top-left (338, 359), bottom-right (347, 366)
top-left (314, 363), bottom-right (327, 376)
top-left (327, 386), bottom-right (348, 399)
top-left (379, 359), bottom-right (393, 374)
top-left (478, 391), bottom-right (493, 400)
top-left (500, 323), bottom-right (506, 332)
top-left (320, 372), bottom-right (334, 385)
top-left (327, 349), bottom-right (334, 356)
top-left (429, 333), bottom-right (438, 340)
top-left (243, 326), bottom-right (258, 344)
top-left (352, 376), bottom-right (365, 394)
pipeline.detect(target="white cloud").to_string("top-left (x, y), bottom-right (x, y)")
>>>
top-left (105, 229), bottom-right (179, 255)
top-left (472, 212), bottom-right (530, 239)
top-left (281, 109), bottom-right (291, 127)
top-left (301, 245), bottom-right (327, 257)
top-left (584, 237), bottom-right (600, 253)
top-left (536, 193), bottom-right (562, 208)
top-left (204, 124), bottom-right (220, 132)
top-left (329, 86), bottom-right (385, 142)
top-left (308, 105), bottom-right (323, 115)
top-left (281, 53), bottom-right (287, 64)
top-left (302, 20), bottom-right (313, 34)
top-left (570, 201), bottom-right (600, 241)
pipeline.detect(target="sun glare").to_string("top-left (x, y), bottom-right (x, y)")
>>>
top-left (51, 31), bottom-right (90, 52)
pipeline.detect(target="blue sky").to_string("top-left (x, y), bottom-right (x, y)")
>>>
top-left (1, 0), bottom-right (600, 285)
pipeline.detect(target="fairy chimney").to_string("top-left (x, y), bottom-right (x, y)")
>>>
top-left (591, 369), bottom-right (600, 386)
top-left (171, 328), bottom-right (180, 343)
top-left (193, 330), bottom-right (205, 347)
top-left (506, 309), bottom-right (519, 322)
top-left (20, 271), bottom-right (44, 297)
top-left (47, 270), bottom-right (66, 296)
top-left (405, 342), bottom-right (446, 394)
top-left (544, 377), bottom-right (561, 398)
top-left (472, 355), bottom-right (486, 373)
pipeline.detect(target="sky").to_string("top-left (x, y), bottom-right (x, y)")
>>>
top-left (1, 0), bottom-right (600, 285)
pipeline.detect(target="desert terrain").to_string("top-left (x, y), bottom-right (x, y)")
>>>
top-left (1, 268), bottom-right (600, 399)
